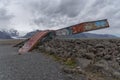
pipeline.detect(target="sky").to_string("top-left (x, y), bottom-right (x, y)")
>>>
top-left (0, 0), bottom-right (120, 36)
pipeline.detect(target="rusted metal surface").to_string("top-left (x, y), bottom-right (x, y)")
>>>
top-left (18, 19), bottom-right (109, 54)
top-left (55, 27), bottom-right (72, 36)
top-left (72, 23), bottom-right (85, 34)
top-left (19, 31), bottom-right (50, 54)
top-left (55, 19), bottom-right (109, 36)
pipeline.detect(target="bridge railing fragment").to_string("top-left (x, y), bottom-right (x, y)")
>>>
top-left (16, 19), bottom-right (109, 54)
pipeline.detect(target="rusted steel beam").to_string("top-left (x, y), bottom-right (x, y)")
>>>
top-left (18, 30), bottom-right (50, 54)
top-left (18, 19), bottom-right (110, 54)
top-left (55, 19), bottom-right (109, 36)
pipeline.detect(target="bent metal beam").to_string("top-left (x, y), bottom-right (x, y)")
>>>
top-left (18, 19), bottom-right (109, 54)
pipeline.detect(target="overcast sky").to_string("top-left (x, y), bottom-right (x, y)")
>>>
top-left (0, 0), bottom-right (120, 36)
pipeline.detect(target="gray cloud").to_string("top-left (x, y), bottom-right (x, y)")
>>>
top-left (56, 0), bottom-right (85, 17)
top-left (0, 8), bottom-right (12, 20)
top-left (24, 0), bottom-right (120, 32)
top-left (0, 0), bottom-right (14, 30)
top-left (0, 8), bottom-right (14, 29)
top-left (20, 0), bottom-right (87, 28)
top-left (0, 0), bottom-right (120, 35)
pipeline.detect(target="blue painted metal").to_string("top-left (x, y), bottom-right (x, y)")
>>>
top-left (95, 20), bottom-right (108, 27)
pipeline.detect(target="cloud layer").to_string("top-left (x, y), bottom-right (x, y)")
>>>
top-left (0, 0), bottom-right (120, 35)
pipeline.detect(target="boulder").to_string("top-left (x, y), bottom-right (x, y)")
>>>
top-left (76, 58), bottom-right (92, 69)
top-left (104, 55), bottom-right (112, 60)
top-left (95, 44), bottom-right (105, 48)
top-left (82, 53), bottom-right (95, 60)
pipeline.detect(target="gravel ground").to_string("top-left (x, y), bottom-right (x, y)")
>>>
top-left (0, 44), bottom-right (68, 80)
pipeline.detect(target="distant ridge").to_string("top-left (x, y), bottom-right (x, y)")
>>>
top-left (61, 33), bottom-right (118, 39)
top-left (22, 30), bottom-right (41, 38)
top-left (0, 29), bottom-right (19, 39)
top-left (22, 30), bottom-right (118, 39)
top-left (0, 31), bottom-right (11, 39)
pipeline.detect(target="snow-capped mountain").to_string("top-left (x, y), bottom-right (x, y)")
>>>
top-left (0, 29), bottom-right (19, 39)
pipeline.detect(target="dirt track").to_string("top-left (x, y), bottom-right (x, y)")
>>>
top-left (0, 42), bottom-right (68, 80)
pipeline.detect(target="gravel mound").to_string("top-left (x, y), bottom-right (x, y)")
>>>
top-left (38, 38), bottom-right (120, 80)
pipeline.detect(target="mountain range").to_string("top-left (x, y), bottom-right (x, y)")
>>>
top-left (60, 33), bottom-right (117, 39)
top-left (0, 29), bottom-right (119, 39)
top-left (22, 30), bottom-right (118, 39)
top-left (0, 29), bottom-right (19, 39)
top-left (0, 31), bottom-right (12, 39)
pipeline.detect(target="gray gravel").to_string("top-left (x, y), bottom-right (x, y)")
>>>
top-left (0, 45), bottom-right (67, 80)
top-left (39, 38), bottom-right (120, 80)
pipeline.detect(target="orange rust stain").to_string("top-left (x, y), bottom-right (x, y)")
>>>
top-left (72, 23), bottom-right (85, 34)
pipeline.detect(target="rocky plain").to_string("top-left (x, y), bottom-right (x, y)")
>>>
top-left (38, 38), bottom-right (120, 80)
top-left (1, 38), bottom-right (120, 80)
